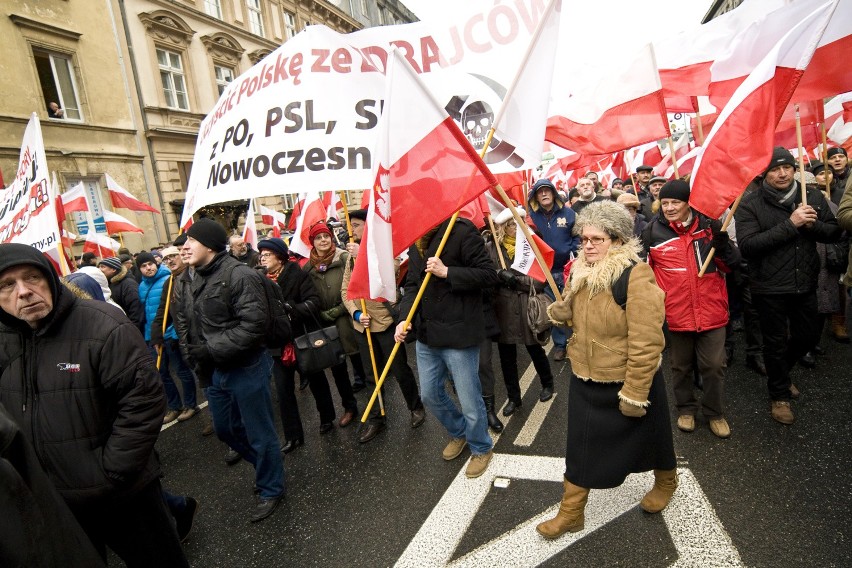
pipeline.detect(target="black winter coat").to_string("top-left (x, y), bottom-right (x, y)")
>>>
top-left (0, 403), bottom-right (106, 567)
top-left (0, 276), bottom-right (164, 507)
top-left (108, 267), bottom-right (144, 333)
top-left (173, 252), bottom-right (267, 373)
top-left (735, 181), bottom-right (841, 295)
top-left (399, 218), bottom-right (500, 348)
top-left (274, 260), bottom-right (321, 331)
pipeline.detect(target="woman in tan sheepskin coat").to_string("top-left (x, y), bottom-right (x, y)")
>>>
top-left (536, 200), bottom-right (677, 540)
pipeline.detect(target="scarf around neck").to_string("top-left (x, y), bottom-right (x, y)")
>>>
top-left (310, 247), bottom-right (336, 270)
top-left (503, 234), bottom-right (516, 260)
top-left (762, 178), bottom-right (798, 211)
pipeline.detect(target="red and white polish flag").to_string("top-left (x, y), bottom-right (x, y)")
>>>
top-left (655, 0), bottom-right (787, 102)
top-left (103, 209), bottom-right (144, 234)
top-left (260, 204), bottom-right (286, 238)
top-left (288, 189), bottom-right (326, 258)
top-left (510, 221), bottom-right (554, 283)
top-left (242, 198), bottom-right (258, 249)
top-left (545, 44), bottom-right (669, 155)
top-left (83, 231), bottom-right (120, 257)
top-left (347, 49), bottom-right (497, 302)
top-left (689, 1), bottom-right (837, 220)
top-left (105, 173), bottom-right (159, 214)
top-left (323, 191), bottom-right (342, 221)
top-left (708, 0), bottom-right (850, 109)
top-left (60, 181), bottom-right (89, 213)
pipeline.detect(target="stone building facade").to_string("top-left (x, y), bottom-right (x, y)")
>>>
top-left (0, 0), bottom-right (416, 250)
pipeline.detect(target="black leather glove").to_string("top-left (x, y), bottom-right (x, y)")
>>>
top-left (709, 220), bottom-right (729, 250)
top-left (187, 344), bottom-right (213, 365)
top-left (282, 301), bottom-right (295, 315)
top-left (497, 269), bottom-right (518, 289)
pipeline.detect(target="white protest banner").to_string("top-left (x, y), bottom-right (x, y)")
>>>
top-left (182, 0), bottom-right (560, 228)
top-left (1, 113), bottom-right (64, 265)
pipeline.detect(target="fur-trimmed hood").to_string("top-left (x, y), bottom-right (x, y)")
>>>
top-left (108, 265), bottom-right (130, 285)
top-left (568, 240), bottom-right (643, 298)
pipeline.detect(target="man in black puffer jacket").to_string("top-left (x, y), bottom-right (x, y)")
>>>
top-left (735, 147), bottom-right (841, 426)
top-left (0, 243), bottom-right (187, 566)
top-left (174, 218), bottom-right (284, 523)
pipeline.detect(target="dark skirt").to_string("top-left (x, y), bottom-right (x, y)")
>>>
top-left (565, 369), bottom-right (676, 489)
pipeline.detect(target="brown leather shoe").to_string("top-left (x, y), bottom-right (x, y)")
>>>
top-left (789, 383), bottom-right (800, 399)
top-left (163, 410), bottom-right (180, 424)
top-left (338, 409), bottom-right (356, 428)
top-left (465, 450), bottom-right (493, 478)
top-left (442, 438), bottom-right (467, 461)
top-left (709, 417), bottom-right (731, 439)
top-left (552, 348), bottom-right (566, 362)
top-left (770, 401), bottom-right (795, 425)
top-left (357, 422), bottom-right (385, 444)
top-left (676, 415), bottom-right (695, 432)
top-left (177, 407), bottom-right (198, 422)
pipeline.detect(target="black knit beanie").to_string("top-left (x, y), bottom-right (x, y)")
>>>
top-left (135, 252), bottom-right (156, 268)
top-left (764, 147), bottom-right (796, 173)
top-left (186, 219), bottom-right (228, 252)
top-left (659, 180), bottom-right (691, 202)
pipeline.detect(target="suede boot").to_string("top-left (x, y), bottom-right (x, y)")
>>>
top-left (640, 469), bottom-right (678, 513)
top-left (536, 479), bottom-right (589, 539)
top-left (831, 314), bottom-right (850, 343)
top-left (483, 396), bottom-right (504, 433)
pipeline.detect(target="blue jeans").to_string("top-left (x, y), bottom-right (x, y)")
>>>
top-left (207, 352), bottom-right (284, 499)
top-left (151, 342), bottom-right (197, 410)
top-left (416, 342), bottom-right (492, 455)
top-left (545, 269), bottom-right (567, 349)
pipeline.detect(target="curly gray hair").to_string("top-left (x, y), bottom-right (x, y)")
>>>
top-left (573, 200), bottom-right (635, 244)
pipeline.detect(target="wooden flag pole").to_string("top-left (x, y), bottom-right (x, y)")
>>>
top-left (362, 1), bottom-right (561, 421)
top-left (156, 273), bottom-right (175, 371)
top-left (487, 213), bottom-right (507, 269)
top-left (697, 192), bottom-right (744, 277)
top-left (493, 184), bottom-right (561, 298)
top-left (795, 104), bottom-right (808, 206)
top-left (820, 121), bottom-right (831, 201)
top-left (360, 209), bottom-right (463, 423)
top-left (694, 109), bottom-right (706, 146)
top-left (338, 192), bottom-right (384, 418)
top-left (667, 136), bottom-right (681, 179)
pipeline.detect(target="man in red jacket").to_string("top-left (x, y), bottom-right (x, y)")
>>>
top-left (641, 181), bottom-right (740, 439)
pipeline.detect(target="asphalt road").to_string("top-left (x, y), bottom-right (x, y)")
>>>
top-left (154, 328), bottom-right (851, 568)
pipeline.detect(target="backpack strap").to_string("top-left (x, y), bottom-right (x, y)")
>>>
top-left (611, 261), bottom-right (638, 310)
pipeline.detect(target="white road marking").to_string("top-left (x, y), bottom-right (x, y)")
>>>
top-left (513, 394), bottom-right (556, 447)
top-left (492, 343), bottom-right (553, 447)
top-left (396, 456), bottom-right (743, 568)
top-left (161, 400), bottom-right (208, 431)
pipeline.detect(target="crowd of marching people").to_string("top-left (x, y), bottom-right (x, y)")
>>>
top-left (1, 146), bottom-right (851, 565)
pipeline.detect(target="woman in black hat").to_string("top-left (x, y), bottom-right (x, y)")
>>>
top-left (257, 238), bottom-right (336, 449)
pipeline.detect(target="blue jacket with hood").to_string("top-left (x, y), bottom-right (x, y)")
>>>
top-left (527, 179), bottom-right (580, 271)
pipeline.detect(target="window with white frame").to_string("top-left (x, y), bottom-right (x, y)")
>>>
top-left (204, 0), bottom-right (222, 19)
top-left (156, 48), bottom-right (189, 110)
top-left (360, 0), bottom-right (368, 16)
top-left (247, 0), bottom-right (265, 37)
top-left (33, 49), bottom-right (83, 121)
top-left (214, 64), bottom-right (235, 96)
top-left (283, 10), bottom-right (296, 39)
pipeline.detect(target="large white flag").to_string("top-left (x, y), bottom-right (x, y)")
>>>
top-left (181, 0), bottom-right (559, 228)
top-left (1, 113), bottom-right (63, 265)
